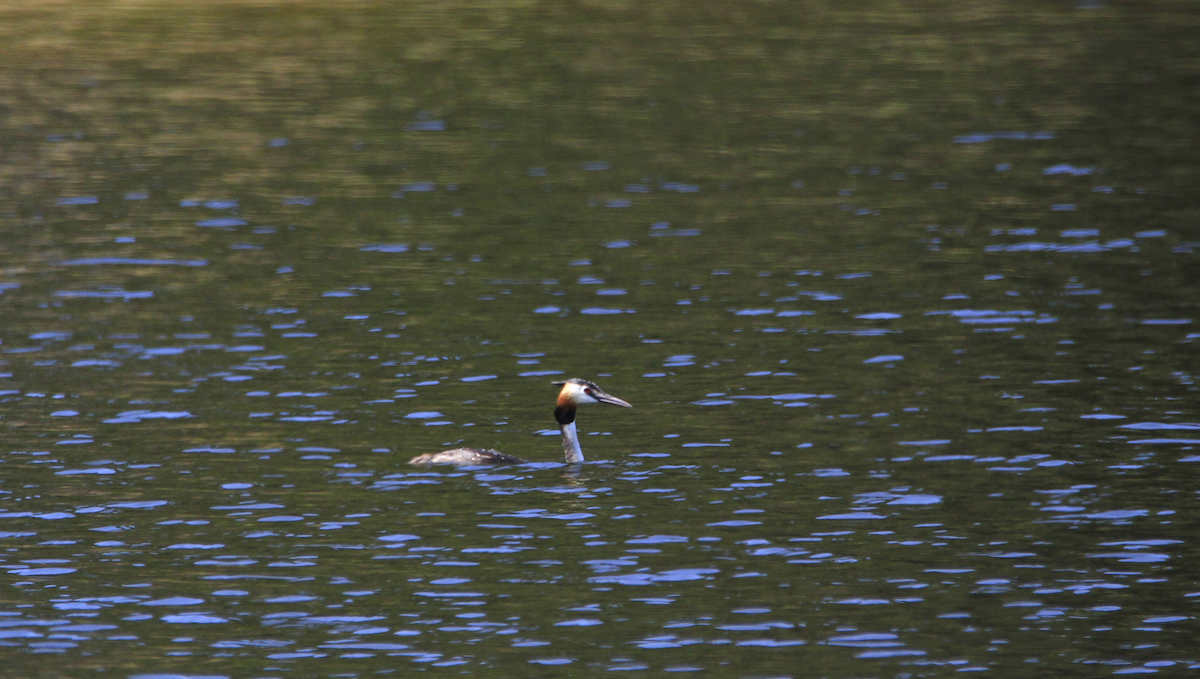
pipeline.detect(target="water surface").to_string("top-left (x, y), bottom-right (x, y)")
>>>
top-left (1, 1), bottom-right (1198, 676)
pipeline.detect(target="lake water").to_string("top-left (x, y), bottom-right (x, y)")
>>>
top-left (1, 1), bottom-right (1198, 676)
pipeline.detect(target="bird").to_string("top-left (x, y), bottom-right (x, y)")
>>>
top-left (408, 378), bottom-right (632, 465)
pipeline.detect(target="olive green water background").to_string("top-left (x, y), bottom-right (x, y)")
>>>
top-left (1, 1), bottom-right (1199, 677)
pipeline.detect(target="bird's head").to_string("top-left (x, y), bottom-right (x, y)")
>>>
top-left (552, 378), bottom-right (631, 425)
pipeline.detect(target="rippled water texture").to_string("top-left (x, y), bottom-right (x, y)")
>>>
top-left (1, 1), bottom-right (1198, 677)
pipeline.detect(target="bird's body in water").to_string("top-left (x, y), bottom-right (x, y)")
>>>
top-left (408, 378), bottom-right (631, 466)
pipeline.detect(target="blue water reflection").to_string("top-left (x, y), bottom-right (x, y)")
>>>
top-left (2, 2), bottom-right (1199, 677)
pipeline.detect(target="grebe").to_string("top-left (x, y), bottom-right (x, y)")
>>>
top-left (408, 378), bottom-right (632, 465)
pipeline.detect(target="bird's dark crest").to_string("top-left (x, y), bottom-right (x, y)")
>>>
top-left (552, 377), bottom-right (599, 389)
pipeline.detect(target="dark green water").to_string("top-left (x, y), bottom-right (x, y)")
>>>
top-left (1, 1), bottom-right (1198, 677)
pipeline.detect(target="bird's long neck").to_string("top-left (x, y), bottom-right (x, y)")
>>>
top-left (561, 420), bottom-right (584, 464)
top-left (555, 403), bottom-right (584, 464)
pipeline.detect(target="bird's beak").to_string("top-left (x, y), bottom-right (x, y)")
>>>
top-left (594, 390), bottom-right (632, 408)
